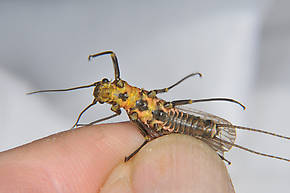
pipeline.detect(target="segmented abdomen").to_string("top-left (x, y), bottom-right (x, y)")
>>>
top-left (162, 109), bottom-right (216, 138)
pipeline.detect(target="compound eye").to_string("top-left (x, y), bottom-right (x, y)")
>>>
top-left (102, 78), bottom-right (109, 83)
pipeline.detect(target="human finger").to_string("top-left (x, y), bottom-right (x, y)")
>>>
top-left (101, 134), bottom-right (235, 193)
top-left (0, 122), bottom-right (143, 193)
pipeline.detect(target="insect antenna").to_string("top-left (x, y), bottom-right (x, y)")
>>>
top-left (26, 83), bottom-right (97, 95)
top-left (217, 124), bottom-right (290, 140)
top-left (216, 138), bottom-right (290, 162)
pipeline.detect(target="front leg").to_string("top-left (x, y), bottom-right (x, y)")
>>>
top-left (76, 113), bottom-right (119, 127)
top-left (76, 103), bottom-right (122, 127)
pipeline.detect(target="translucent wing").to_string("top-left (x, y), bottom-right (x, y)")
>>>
top-left (177, 107), bottom-right (236, 155)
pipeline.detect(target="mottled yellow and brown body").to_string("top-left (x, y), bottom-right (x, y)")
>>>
top-left (94, 78), bottom-right (222, 143)
top-left (28, 50), bottom-right (290, 163)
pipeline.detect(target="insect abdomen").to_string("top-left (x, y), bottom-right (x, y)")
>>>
top-left (163, 109), bottom-right (216, 138)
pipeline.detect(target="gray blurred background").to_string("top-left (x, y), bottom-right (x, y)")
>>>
top-left (0, 0), bottom-right (289, 192)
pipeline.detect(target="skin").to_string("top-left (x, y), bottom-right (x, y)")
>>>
top-left (0, 122), bottom-right (235, 193)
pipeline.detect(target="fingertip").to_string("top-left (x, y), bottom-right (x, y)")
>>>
top-left (0, 122), bottom-right (144, 192)
top-left (130, 134), bottom-right (235, 193)
top-left (101, 134), bottom-right (235, 193)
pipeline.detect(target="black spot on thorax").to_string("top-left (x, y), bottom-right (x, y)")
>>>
top-left (118, 92), bottom-right (128, 101)
top-left (136, 99), bottom-right (148, 111)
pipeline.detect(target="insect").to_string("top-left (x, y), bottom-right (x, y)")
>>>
top-left (28, 51), bottom-right (290, 164)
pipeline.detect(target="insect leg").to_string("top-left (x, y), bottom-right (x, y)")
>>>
top-left (125, 119), bottom-right (155, 162)
top-left (71, 99), bottom-right (97, 129)
top-left (88, 51), bottom-right (120, 80)
top-left (125, 139), bottom-right (149, 162)
top-left (77, 103), bottom-right (122, 127)
top-left (148, 73), bottom-right (202, 97)
top-left (168, 98), bottom-right (245, 110)
top-left (76, 113), bottom-right (120, 127)
top-left (218, 154), bottom-right (231, 165)
top-left (132, 117), bottom-right (160, 139)
top-left (133, 119), bottom-right (151, 137)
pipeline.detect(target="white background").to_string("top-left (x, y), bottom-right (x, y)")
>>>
top-left (0, 0), bottom-right (289, 192)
